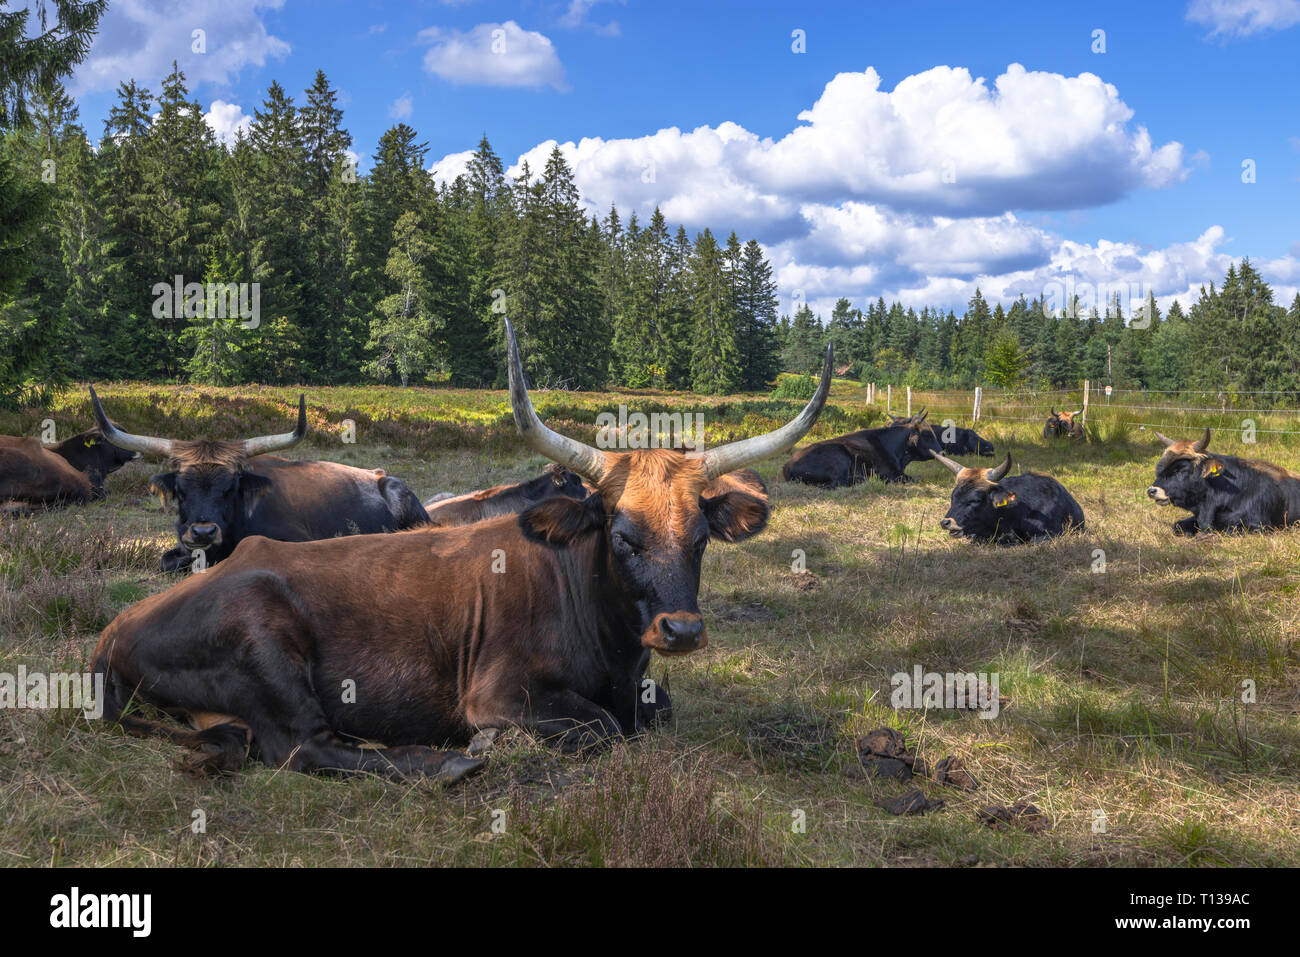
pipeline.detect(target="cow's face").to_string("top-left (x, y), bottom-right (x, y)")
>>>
top-left (1043, 409), bottom-right (1082, 438)
top-left (904, 423), bottom-right (944, 462)
top-left (89, 388), bottom-right (306, 563)
top-left (503, 318), bottom-right (827, 656)
top-left (522, 452), bottom-right (768, 655)
top-left (933, 452), bottom-right (1014, 540)
top-left (1148, 430), bottom-right (1214, 509)
top-left (50, 430), bottom-right (138, 493)
top-left (888, 413), bottom-right (944, 463)
top-left (149, 443), bottom-right (272, 557)
top-left (940, 472), bottom-right (1015, 538)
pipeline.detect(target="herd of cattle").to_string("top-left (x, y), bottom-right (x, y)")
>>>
top-left (4, 328), bottom-right (1300, 780)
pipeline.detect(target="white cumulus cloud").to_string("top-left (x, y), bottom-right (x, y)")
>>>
top-left (202, 99), bottom-right (251, 145)
top-left (427, 63), bottom-right (1267, 315)
top-left (72, 0), bottom-right (290, 96)
top-left (420, 21), bottom-right (568, 90)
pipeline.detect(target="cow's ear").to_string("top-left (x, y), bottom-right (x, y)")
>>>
top-left (238, 473), bottom-right (273, 517)
top-left (702, 490), bottom-right (769, 543)
top-left (1202, 459), bottom-right (1224, 478)
top-left (991, 488), bottom-right (1017, 509)
top-left (148, 472), bottom-right (178, 507)
top-left (520, 495), bottom-right (603, 546)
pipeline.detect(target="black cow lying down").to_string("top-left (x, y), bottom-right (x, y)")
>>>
top-left (932, 450), bottom-right (1085, 544)
top-left (1146, 429), bottom-right (1300, 534)
top-left (783, 409), bottom-right (942, 487)
top-left (903, 416), bottom-right (994, 457)
top-left (90, 389), bottom-right (430, 571)
top-left (90, 325), bottom-right (834, 779)
top-left (1, 429), bottom-right (137, 513)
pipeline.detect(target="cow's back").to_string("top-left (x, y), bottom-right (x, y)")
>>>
top-left (241, 457), bottom-right (431, 540)
top-left (0, 436), bottom-right (93, 505)
top-left (1004, 472), bottom-right (1085, 533)
top-left (783, 440), bottom-right (862, 487)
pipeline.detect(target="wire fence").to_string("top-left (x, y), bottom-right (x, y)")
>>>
top-left (868, 382), bottom-right (1300, 439)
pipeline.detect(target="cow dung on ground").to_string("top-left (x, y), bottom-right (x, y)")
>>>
top-left (856, 728), bottom-right (979, 791)
top-left (977, 801), bottom-right (1052, 833)
top-left (779, 570), bottom-right (821, 592)
top-left (931, 755), bottom-right (979, 790)
top-left (884, 788), bottom-right (945, 816)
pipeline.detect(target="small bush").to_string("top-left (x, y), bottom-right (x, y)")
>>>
top-left (770, 374), bottom-right (817, 401)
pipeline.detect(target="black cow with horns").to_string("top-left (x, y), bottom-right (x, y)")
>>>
top-left (90, 389), bottom-right (430, 571)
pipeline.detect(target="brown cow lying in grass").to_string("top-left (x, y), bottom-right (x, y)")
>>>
top-left (1, 429), bottom-right (137, 514)
top-left (92, 324), bottom-right (832, 780)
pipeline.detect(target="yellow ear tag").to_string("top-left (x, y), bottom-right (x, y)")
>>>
top-left (994, 492), bottom-right (1015, 508)
top-left (1207, 463), bottom-right (1222, 476)
top-left (84, 437), bottom-right (96, 447)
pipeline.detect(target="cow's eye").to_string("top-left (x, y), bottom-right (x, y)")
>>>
top-left (614, 532), bottom-right (643, 554)
top-left (692, 537), bottom-right (708, 556)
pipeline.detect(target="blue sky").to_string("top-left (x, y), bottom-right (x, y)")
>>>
top-left (68, 0), bottom-right (1300, 316)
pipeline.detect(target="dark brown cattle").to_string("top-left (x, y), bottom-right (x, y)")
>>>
top-left (91, 324), bottom-right (833, 779)
top-left (423, 464), bottom-right (588, 526)
top-left (1042, 407), bottom-right (1084, 439)
top-left (0, 429), bottom-right (136, 513)
top-left (90, 390), bottom-right (430, 571)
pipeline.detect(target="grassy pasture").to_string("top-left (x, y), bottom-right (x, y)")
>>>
top-left (1, 380), bottom-right (1298, 867)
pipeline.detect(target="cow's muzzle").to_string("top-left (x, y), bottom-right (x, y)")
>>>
top-left (182, 523), bottom-right (222, 547)
top-left (1146, 486), bottom-right (1170, 505)
top-left (643, 613), bottom-right (707, 656)
top-left (940, 517), bottom-right (963, 536)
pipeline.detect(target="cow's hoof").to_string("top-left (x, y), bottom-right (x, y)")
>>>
top-left (468, 728), bottom-right (500, 756)
top-left (160, 549), bottom-right (192, 573)
top-left (435, 755), bottom-right (486, 784)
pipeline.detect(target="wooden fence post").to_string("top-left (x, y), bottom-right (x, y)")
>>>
top-left (1081, 380), bottom-right (1090, 430)
top-left (906, 386), bottom-right (912, 417)
top-left (887, 384), bottom-right (892, 413)
top-left (973, 386), bottom-right (982, 423)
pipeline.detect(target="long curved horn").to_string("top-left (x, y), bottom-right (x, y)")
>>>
top-left (242, 394), bottom-right (307, 457)
top-left (1049, 406), bottom-right (1056, 417)
top-left (89, 386), bottom-right (174, 458)
top-left (505, 319), bottom-right (608, 483)
top-left (695, 344), bottom-right (834, 480)
top-left (987, 452), bottom-right (1011, 482)
top-left (928, 449), bottom-right (964, 475)
top-left (1154, 431), bottom-right (1176, 447)
top-left (1193, 428), bottom-right (1211, 453)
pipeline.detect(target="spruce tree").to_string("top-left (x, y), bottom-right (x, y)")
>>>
top-left (687, 229), bottom-right (739, 394)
